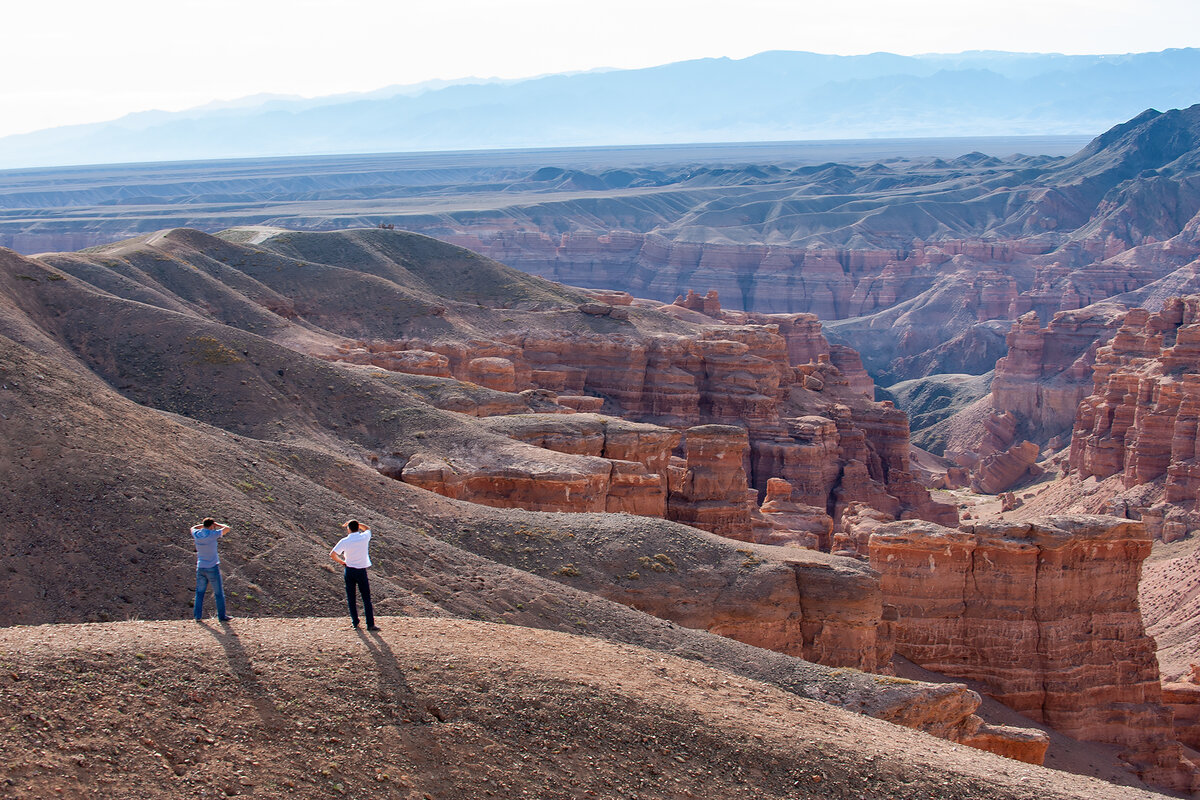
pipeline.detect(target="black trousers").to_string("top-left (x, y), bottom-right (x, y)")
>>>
top-left (343, 567), bottom-right (374, 627)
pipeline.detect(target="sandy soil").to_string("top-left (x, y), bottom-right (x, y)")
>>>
top-left (0, 617), bottom-right (1168, 800)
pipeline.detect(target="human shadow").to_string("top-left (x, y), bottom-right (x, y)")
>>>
top-left (354, 626), bottom-right (421, 720)
top-left (197, 620), bottom-right (285, 731)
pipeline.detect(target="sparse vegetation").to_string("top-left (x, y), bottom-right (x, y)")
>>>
top-left (188, 336), bottom-right (243, 365)
top-left (638, 553), bottom-right (677, 573)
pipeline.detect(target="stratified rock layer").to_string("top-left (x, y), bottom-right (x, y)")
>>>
top-left (1070, 296), bottom-right (1200, 515)
top-left (990, 305), bottom-right (1126, 446)
top-left (868, 515), bottom-right (1197, 792)
top-left (361, 314), bottom-right (954, 536)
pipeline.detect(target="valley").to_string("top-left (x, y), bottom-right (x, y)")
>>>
top-left (4, 106), bottom-right (1200, 798)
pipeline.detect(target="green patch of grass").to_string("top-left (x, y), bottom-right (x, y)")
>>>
top-left (736, 548), bottom-right (764, 568)
top-left (872, 675), bottom-right (919, 685)
top-left (638, 553), bottom-right (677, 573)
top-left (15, 275), bottom-right (38, 282)
top-left (188, 336), bottom-right (243, 365)
top-left (236, 476), bottom-right (276, 503)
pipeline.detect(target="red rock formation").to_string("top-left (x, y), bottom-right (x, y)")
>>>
top-left (869, 515), bottom-right (1198, 792)
top-left (351, 310), bottom-right (952, 538)
top-left (970, 440), bottom-right (1043, 494)
top-left (469, 414), bottom-right (681, 517)
top-left (754, 478), bottom-right (833, 549)
top-left (667, 425), bottom-right (755, 539)
top-left (1162, 681), bottom-right (1200, 751)
top-left (555, 395), bottom-right (604, 412)
top-left (330, 343), bottom-right (452, 377)
top-left (752, 415), bottom-right (841, 509)
top-left (1070, 296), bottom-right (1200, 513)
top-left (400, 450), bottom-right (614, 513)
top-left (832, 503), bottom-right (894, 557)
top-left (579, 288), bottom-right (634, 306)
top-left (662, 543), bottom-right (895, 672)
top-left (989, 304), bottom-right (1126, 446)
top-left (673, 288), bottom-right (721, 316)
top-left (443, 229), bottom-right (1064, 321)
top-left (467, 356), bottom-right (517, 392)
top-left (499, 320), bottom-right (951, 532)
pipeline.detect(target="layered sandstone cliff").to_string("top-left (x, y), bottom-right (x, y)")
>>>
top-left (868, 515), bottom-right (1197, 792)
top-left (343, 311), bottom-right (955, 538)
top-left (1070, 296), bottom-right (1200, 525)
top-left (991, 304), bottom-right (1127, 447)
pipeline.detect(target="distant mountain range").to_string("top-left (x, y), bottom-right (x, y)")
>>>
top-left (2, 49), bottom-right (1199, 169)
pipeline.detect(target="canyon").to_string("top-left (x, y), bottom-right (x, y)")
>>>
top-left (8, 105), bottom-right (1200, 797)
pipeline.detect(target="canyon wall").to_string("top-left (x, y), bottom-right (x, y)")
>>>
top-left (440, 231), bottom-right (1065, 318)
top-left (1069, 296), bottom-right (1200, 529)
top-left (990, 304), bottom-right (1128, 447)
top-left (333, 313), bottom-right (956, 538)
top-left (869, 515), bottom-right (1198, 792)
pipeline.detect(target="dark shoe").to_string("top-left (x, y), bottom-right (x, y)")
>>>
top-left (366, 625), bottom-right (381, 631)
top-left (218, 617), bottom-right (233, 622)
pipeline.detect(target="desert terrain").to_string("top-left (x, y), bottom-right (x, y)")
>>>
top-left (5, 106), bottom-right (1200, 798)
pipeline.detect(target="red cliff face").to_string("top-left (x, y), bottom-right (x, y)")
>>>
top-left (869, 515), bottom-right (1198, 793)
top-left (990, 304), bottom-right (1127, 446)
top-left (1070, 297), bottom-right (1200, 519)
top-left (440, 230), bottom-right (1046, 319)
top-left (472, 414), bottom-right (681, 517)
top-left (753, 477), bottom-right (833, 550)
top-left (366, 315), bottom-right (954, 537)
top-left (666, 424), bottom-right (756, 538)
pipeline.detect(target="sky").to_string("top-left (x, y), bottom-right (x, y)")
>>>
top-left (2, 0), bottom-right (1199, 139)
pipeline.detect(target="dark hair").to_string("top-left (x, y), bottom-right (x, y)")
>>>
top-left (347, 520), bottom-right (359, 532)
top-left (202, 518), bottom-right (216, 528)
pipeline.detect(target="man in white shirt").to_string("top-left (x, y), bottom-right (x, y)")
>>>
top-left (330, 519), bottom-right (378, 631)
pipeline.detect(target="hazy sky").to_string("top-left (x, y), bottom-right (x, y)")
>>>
top-left (3, 0), bottom-right (1198, 138)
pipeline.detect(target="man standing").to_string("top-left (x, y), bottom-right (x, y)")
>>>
top-left (330, 519), bottom-right (378, 631)
top-left (192, 518), bottom-right (232, 622)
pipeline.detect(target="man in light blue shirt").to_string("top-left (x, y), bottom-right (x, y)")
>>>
top-left (192, 518), bottom-right (231, 622)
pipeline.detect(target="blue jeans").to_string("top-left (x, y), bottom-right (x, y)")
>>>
top-left (194, 566), bottom-right (227, 620)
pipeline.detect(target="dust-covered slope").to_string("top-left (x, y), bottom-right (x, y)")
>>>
top-left (0, 617), bottom-right (1164, 800)
top-left (2, 237), bottom-right (1006, 739)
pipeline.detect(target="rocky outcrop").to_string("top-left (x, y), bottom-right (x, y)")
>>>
top-left (753, 478), bottom-right (833, 550)
top-left (360, 315), bottom-right (953, 535)
top-left (330, 342), bottom-right (452, 377)
top-left (1070, 296), bottom-right (1200, 513)
top-left (645, 542), bottom-right (897, 672)
top-left (673, 288), bottom-right (721, 316)
top-left (970, 440), bottom-right (1043, 494)
top-left (666, 425), bottom-right (755, 539)
top-left (473, 414), bottom-right (681, 517)
top-left (466, 356), bottom-right (518, 392)
top-left (989, 304), bottom-right (1126, 445)
top-left (399, 448), bottom-right (616, 513)
top-left (868, 515), bottom-right (1198, 793)
top-left (1162, 680), bottom-right (1200, 751)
